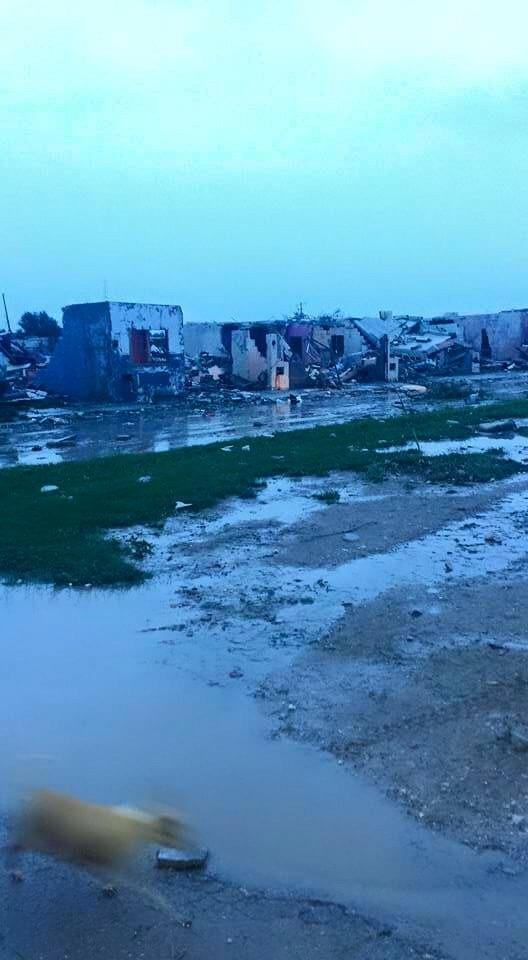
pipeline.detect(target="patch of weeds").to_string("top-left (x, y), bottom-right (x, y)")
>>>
top-left (426, 380), bottom-right (473, 401)
top-left (382, 449), bottom-right (524, 485)
top-left (313, 489), bottom-right (340, 504)
top-left (364, 462), bottom-right (388, 483)
top-left (126, 535), bottom-right (154, 560)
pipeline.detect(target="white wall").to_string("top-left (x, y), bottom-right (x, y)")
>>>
top-left (109, 301), bottom-right (184, 356)
top-left (183, 322), bottom-right (227, 358)
top-left (231, 329), bottom-right (267, 382)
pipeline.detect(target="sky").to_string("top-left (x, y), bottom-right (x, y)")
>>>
top-left (1, 0), bottom-right (528, 326)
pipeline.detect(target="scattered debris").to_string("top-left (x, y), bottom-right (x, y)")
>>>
top-left (479, 419), bottom-right (517, 434)
top-left (46, 434), bottom-right (77, 448)
top-left (229, 668), bottom-right (244, 679)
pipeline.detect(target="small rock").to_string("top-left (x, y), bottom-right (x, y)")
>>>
top-left (241, 444), bottom-right (250, 451)
top-left (101, 884), bottom-right (118, 897)
top-left (511, 814), bottom-right (526, 828)
top-left (410, 609), bottom-right (423, 618)
top-left (508, 722), bottom-right (528, 752)
top-left (175, 501), bottom-right (192, 510)
top-left (40, 484), bottom-right (59, 493)
top-left (229, 668), bottom-right (244, 679)
top-left (156, 846), bottom-right (208, 870)
top-left (444, 562), bottom-right (453, 573)
top-left (9, 870), bottom-right (24, 884)
top-left (138, 475), bottom-right (152, 484)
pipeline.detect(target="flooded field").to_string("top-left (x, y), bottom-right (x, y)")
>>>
top-left (1, 371), bottom-right (527, 469)
top-left (3, 467), bottom-right (528, 958)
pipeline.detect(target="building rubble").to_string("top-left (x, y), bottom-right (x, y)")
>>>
top-left (3, 299), bottom-right (528, 409)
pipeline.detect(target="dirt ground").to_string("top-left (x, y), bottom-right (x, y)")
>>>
top-left (262, 567), bottom-right (528, 865)
top-left (1, 838), bottom-right (440, 960)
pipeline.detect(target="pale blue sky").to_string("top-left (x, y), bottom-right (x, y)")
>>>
top-left (2, 0), bottom-right (528, 325)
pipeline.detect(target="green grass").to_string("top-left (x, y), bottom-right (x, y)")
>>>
top-left (1, 398), bottom-right (528, 587)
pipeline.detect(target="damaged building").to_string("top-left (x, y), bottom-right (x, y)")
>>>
top-left (184, 312), bottom-right (364, 390)
top-left (41, 301), bottom-right (185, 401)
top-left (441, 308), bottom-right (528, 364)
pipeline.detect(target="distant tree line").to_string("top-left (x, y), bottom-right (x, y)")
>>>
top-left (18, 311), bottom-right (61, 339)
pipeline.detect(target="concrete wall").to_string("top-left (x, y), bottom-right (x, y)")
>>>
top-left (40, 301), bottom-right (185, 401)
top-left (183, 322), bottom-right (228, 358)
top-left (109, 301), bottom-right (184, 356)
top-left (231, 329), bottom-right (267, 383)
top-left (311, 323), bottom-right (362, 356)
top-left (458, 310), bottom-right (528, 360)
top-left (39, 302), bottom-right (114, 400)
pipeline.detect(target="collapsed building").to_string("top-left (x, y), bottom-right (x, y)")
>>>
top-left (184, 312), bottom-right (364, 390)
top-left (41, 301), bottom-right (185, 401)
top-left (0, 332), bottom-right (51, 400)
top-left (439, 308), bottom-right (528, 366)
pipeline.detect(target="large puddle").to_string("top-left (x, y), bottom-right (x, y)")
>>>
top-left (1, 370), bottom-right (526, 468)
top-left (3, 475), bottom-right (528, 956)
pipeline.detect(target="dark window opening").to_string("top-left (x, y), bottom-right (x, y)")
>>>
top-left (250, 326), bottom-right (267, 357)
top-left (481, 329), bottom-right (492, 360)
top-left (221, 325), bottom-right (233, 354)
top-left (288, 335), bottom-right (303, 358)
top-left (389, 361), bottom-right (396, 370)
top-left (331, 334), bottom-right (345, 357)
top-left (276, 365), bottom-right (285, 375)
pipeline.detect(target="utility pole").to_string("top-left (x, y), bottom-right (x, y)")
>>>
top-left (2, 293), bottom-right (12, 333)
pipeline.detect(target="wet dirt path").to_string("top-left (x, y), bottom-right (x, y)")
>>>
top-left (3, 473), bottom-right (528, 957)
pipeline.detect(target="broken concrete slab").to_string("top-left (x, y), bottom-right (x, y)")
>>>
top-left (479, 419), bottom-right (517, 434)
top-left (156, 846), bottom-right (209, 870)
top-left (46, 434), bottom-right (77, 448)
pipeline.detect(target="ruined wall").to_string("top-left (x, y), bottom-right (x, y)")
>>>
top-left (39, 302), bottom-right (114, 400)
top-left (312, 323), bottom-right (362, 356)
top-left (109, 302), bottom-right (184, 356)
top-left (458, 310), bottom-right (528, 360)
top-left (40, 300), bottom-right (185, 400)
top-left (231, 329), bottom-right (267, 383)
top-left (183, 322), bottom-right (228, 358)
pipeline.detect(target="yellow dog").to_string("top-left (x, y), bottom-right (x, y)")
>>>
top-left (14, 788), bottom-right (186, 868)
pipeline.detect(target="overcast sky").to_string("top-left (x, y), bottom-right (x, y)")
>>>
top-left (2, 0), bottom-right (527, 325)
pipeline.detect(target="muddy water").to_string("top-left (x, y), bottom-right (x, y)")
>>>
top-left (1, 579), bottom-right (528, 956)
top-left (1, 370), bottom-right (526, 468)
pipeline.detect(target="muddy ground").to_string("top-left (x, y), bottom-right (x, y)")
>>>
top-left (4, 451), bottom-right (528, 958)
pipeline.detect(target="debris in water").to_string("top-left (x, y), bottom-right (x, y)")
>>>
top-left (229, 667), bottom-right (244, 679)
top-left (40, 485), bottom-right (58, 493)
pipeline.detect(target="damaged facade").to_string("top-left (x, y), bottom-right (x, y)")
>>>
top-left (41, 301), bottom-right (185, 401)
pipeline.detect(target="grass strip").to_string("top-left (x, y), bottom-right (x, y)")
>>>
top-left (1, 398), bottom-right (527, 587)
